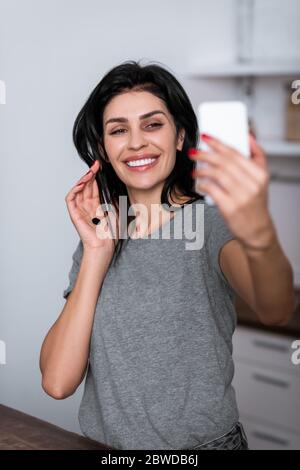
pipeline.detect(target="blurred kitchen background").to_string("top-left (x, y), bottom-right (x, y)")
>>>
top-left (0, 0), bottom-right (299, 450)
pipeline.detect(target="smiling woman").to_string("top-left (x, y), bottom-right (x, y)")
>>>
top-left (39, 59), bottom-right (255, 451)
top-left (71, 60), bottom-right (201, 258)
top-left (100, 89), bottom-right (195, 235)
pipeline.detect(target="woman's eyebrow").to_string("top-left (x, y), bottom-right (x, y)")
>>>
top-left (104, 110), bottom-right (167, 126)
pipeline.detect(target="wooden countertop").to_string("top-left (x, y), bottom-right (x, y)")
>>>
top-left (235, 290), bottom-right (300, 337)
top-left (0, 404), bottom-right (114, 450)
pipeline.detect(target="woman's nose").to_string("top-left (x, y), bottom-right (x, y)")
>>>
top-left (127, 129), bottom-right (148, 149)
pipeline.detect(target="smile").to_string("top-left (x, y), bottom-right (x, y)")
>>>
top-left (125, 156), bottom-right (160, 171)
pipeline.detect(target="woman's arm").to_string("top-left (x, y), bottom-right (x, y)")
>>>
top-left (40, 159), bottom-right (116, 399)
top-left (189, 132), bottom-right (296, 326)
top-left (220, 235), bottom-right (296, 326)
top-left (39, 248), bottom-right (112, 399)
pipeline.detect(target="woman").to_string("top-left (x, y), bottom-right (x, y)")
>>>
top-left (39, 60), bottom-right (295, 450)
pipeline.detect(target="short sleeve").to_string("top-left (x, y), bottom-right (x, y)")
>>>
top-left (206, 205), bottom-right (236, 286)
top-left (62, 239), bottom-right (84, 299)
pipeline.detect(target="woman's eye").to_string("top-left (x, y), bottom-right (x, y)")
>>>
top-left (110, 129), bottom-right (124, 135)
top-left (147, 122), bottom-right (163, 129)
top-left (110, 123), bottom-right (163, 135)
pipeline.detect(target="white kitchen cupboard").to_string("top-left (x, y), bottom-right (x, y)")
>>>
top-left (232, 325), bottom-right (300, 450)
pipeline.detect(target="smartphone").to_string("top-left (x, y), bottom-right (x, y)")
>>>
top-left (195, 101), bottom-right (250, 205)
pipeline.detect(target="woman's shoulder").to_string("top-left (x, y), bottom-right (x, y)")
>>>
top-left (189, 198), bottom-right (228, 239)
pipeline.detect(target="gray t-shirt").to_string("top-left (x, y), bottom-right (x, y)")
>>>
top-left (62, 198), bottom-right (239, 450)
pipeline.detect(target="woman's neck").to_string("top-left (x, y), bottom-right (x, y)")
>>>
top-left (127, 187), bottom-right (194, 238)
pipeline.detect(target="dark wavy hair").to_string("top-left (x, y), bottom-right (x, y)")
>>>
top-left (72, 59), bottom-right (204, 265)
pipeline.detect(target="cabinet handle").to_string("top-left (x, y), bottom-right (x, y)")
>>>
top-left (252, 339), bottom-right (289, 353)
top-left (252, 373), bottom-right (290, 389)
top-left (251, 431), bottom-right (289, 447)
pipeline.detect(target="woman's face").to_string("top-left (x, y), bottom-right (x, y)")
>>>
top-left (101, 90), bottom-right (185, 193)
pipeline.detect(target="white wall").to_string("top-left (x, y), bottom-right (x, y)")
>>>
top-left (0, 0), bottom-right (299, 435)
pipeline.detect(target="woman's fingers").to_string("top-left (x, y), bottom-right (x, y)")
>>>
top-left (92, 178), bottom-right (100, 199)
top-left (65, 182), bottom-right (85, 215)
top-left (75, 160), bottom-right (100, 202)
top-left (75, 171), bottom-right (92, 185)
top-left (189, 148), bottom-right (266, 186)
top-left (83, 171), bottom-right (96, 199)
top-left (75, 160), bottom-right (99, 185)
top-left (66, 159), bottom-right (101, 214)
top-left (91, 159), bottom-right (101, 172)
top-left (249, 134), bottom-right (269, 171)
top-left (81, 163), bottom-right (101, 200)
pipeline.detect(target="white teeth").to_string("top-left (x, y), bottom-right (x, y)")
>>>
top-left (126, 158), bottom-right (157, 167)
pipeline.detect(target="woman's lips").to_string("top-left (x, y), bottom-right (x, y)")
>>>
top-left (124, 156), bottom-right (160, 172)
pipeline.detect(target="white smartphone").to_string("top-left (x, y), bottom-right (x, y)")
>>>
top-left (195, 101), bottom-right (250, 205)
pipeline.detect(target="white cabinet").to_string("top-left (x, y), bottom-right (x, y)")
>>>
top-left (232, 325), bottom-right (300, 450)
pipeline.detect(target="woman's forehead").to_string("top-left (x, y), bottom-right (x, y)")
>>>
top-left (104, 90), bottom-right (168, 120)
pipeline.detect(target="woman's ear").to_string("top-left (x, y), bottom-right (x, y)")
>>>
top-left (176, 129), bottom-right (186, 152)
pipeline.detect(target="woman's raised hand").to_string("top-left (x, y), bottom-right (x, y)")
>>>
top-left (65, 160), bottom-right (119, 256)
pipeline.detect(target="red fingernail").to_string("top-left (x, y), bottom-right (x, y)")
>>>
top-left (187, 148), bottom-right (198, 156)
top-left (201, 133), bottom-right (212, 140)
